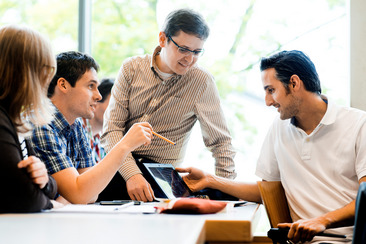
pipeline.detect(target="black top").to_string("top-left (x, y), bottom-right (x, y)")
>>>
top-left (0, 105), bottom-right (57, 213)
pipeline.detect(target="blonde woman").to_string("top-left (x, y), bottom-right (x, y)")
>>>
top-left (0, 25), bottom-right (60, 212)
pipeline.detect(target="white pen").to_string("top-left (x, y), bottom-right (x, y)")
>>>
top-left (114, 201), bottom-right (135, 211)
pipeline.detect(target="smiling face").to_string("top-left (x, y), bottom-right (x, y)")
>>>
top-left (157, 31), bottom-right (205, 75)
top-left (262, 68), bottom-right (300, 120)
top-left (66, 68), bottom-right (101, 122)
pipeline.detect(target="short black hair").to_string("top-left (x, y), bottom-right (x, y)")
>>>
top-left (162, 8), bottom-right (210, 41)
top-left (98, 78), bottom-right (114, 103)
top-left (48, 51), bottom-right (99, 98)
top-left (260, 50), bottom-right (321, 94)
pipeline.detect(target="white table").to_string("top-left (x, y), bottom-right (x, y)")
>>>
top-left (0, 202), bottom-right (260, 244)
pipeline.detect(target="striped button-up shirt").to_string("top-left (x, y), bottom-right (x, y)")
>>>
top-left (101, 46), bottom-right (236, 181)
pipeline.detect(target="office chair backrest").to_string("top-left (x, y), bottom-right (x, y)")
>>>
top-left (353, 182), bottom-right (366, 244)
top-left (257, 181), bottom-right (292, 228)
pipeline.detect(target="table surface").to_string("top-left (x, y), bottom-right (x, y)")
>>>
top-left (0, 202), bottom-right (261, 244)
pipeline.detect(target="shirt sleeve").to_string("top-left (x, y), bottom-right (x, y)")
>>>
top-left (41, 175), bottom-right (57, 199)
top-left (101, 59), bottom-right (141, 181)
top-left (194, 74), bottom-right (237, 179)
top-left (0, 114), bottom-right (53, 213)
top-left (255, 118), bottom-right (281, 181)
top-left (31, 124), bottom-right (75, 175)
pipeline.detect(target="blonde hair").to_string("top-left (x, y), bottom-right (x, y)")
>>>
top-left (0, 25), bottom-right (55, 134)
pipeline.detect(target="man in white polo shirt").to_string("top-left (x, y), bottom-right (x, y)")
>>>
top-left (177, 50), bottom-right (366, 243)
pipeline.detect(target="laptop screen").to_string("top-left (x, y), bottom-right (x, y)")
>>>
top-left (143, 163), bottom-right (192, 199)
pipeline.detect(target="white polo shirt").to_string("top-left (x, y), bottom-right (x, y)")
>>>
top-left (256, 99), bottom-right (366, 241)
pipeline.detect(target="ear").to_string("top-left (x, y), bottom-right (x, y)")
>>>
top-left (56, 78), bottom-right (68, 93)
top-left (289, 75), bottom-right (301, 91)
top-left (158, 31), bottom-right (168, 48)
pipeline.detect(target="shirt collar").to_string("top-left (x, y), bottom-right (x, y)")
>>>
top-left (318, 95), bottom-right (337, 126)
top-left (52, 106), bottom-right (72, 134)
top-left (150, 46), bottom-right (182, 83)
top-left (289, 95), bottom-right (337, 127)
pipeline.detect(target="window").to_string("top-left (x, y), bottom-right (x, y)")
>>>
top-left (2, 0), bottom-right (348, 182)
top-left (0, 0), bottom-right (78, 54)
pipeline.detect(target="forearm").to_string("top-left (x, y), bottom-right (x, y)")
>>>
top-left (57, 142), bottom-right (131, 204)
top-left (315, 201), bottom-right (355, 229)
top-left (207, 174), bottom-right (261, 203)
top-left (196, 80), bottom-right (236, 179)
top-left (316, 177), bottom-right (366, 229)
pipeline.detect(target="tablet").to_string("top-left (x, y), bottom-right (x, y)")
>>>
top-left (142, 163), bottom-right (192, 199)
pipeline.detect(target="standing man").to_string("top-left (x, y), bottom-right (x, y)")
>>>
top-left (177, 50), bottom-right (366, 243)
top-left (101, 9), bottom-right (236, 202)
top-left (31, 51), bottom-right (153, 204)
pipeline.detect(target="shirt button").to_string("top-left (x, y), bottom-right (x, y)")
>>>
top-left (306, 138), bottom-right (310, 142)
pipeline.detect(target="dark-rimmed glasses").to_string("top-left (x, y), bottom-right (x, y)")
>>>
top-left (168, 35), bottom-right (204, 57)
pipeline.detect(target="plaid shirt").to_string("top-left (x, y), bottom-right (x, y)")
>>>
top-left (31, 107), bottom-right (95, 175)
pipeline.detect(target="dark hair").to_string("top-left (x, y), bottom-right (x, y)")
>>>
top-left (48, 51), bottom-right (99, 97)
top-left (98, 78), bottom-right (114, 103)
top-left (162, 8), bottom-right (210, 41)
top-left (260, 50), bottom-right (321, 94)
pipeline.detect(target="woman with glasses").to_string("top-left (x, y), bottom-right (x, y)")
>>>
top-left (0, 25), bottom-right (61, 212)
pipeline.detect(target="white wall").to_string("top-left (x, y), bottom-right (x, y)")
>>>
top-left (350, 0), bottom-right (366, 111)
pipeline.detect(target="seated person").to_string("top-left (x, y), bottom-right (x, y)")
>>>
top-left (31, 51), bottom-right (153, 204)
top-left (82, 78), bottom-right (114, 163)
top-left (0, 25), bottom-right (60, 213)
top-left (177, 50), bottom-right (366, 243)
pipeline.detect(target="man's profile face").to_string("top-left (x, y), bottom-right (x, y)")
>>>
top-left (261, 68), bottom-right (300, 120)
top-left (159, 31), bottom-right (205, 75)
top-left (67, 68), bottom-right (101, 120)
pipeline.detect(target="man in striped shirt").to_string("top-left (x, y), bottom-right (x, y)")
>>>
top-left (100, 9), bottom-right (236, 202)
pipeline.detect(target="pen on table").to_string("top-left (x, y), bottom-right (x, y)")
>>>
top-left (114, 201), bottom-right (135, 211)
top-left (152, 131), bottom-right (176, 145)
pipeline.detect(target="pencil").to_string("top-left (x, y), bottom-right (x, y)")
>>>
top-left (152, 131), bottom-right (176, 145)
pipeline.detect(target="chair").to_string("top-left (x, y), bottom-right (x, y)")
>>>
top-left (259, 181), bottom-right (358, 243)
top-left (257, 181), bottom-right (292, 228)
top-left (353, 181), bottom-right (366, 244)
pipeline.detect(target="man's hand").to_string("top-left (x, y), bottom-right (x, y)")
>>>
top-left (18, 156), bottom-right (49, 189)
top-left (278, 217), bottom-right (327, 243)
top-left (126, 174), bottom-right (155, 202)
top-left (175, 167), bottom-right (210, 192)
top-left (122, 122), bottom-right (153, 151)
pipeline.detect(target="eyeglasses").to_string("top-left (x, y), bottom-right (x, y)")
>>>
top-left (167, 35), bottom-right (204, 57)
